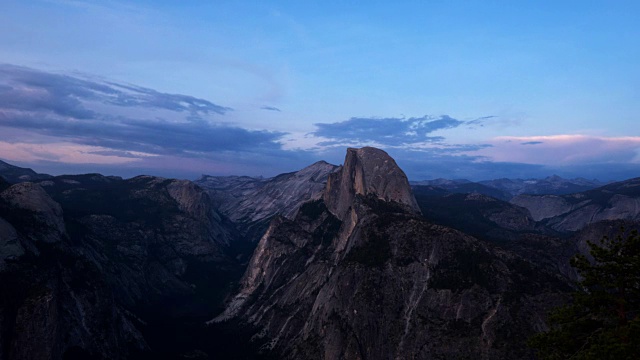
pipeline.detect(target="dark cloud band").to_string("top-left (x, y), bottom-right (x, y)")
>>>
top-left (312, 115), bottom-right (490, 146)
top-left (0, 64), bottom-right (284, 157)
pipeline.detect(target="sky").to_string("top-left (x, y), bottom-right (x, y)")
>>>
top-left (0, 0), bottom-right (639, 181)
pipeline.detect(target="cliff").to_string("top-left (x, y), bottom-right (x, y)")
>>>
top-left (324, 147), bottom-right (420, 220)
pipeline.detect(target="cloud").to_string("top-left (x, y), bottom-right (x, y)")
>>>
top-left (261, 106), bottom-right (281, 112)
top-left (476, 135), bottom-right (640, 165)
top-left (521, 141), bottom-right (543, 145)
top-left (312, 115), bottom-right (494, 147)
top-left (0, 64), bottom-right (231, 117)
top-left (0, 64), bottom-right (290, 170)
top-left (0, 140), bottom-right (149, 165)
top-left (466, 115), bottom-right (497, 127)
top-left (382, 146), bottom-right (640, 182)
top-left (1, 65), bottom-right (638, 182)
top-left (303, 129), bottom-right (640, 181)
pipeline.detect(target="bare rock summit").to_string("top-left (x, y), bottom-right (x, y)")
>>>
top-left (324, 147), bottom-right (421, 219)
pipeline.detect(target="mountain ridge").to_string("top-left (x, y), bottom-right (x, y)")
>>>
top-left (0, 159), bottom-right (52, 183)
top-left (213, 147), bottom-right (572, 359)
top-left (511, 177), bottom-right (640, 232)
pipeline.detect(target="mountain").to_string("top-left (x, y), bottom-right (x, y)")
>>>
top-left (0, 182), bottom-right (147, 360)
top-left (37, 174), bottom-right (243, 313)
top-left (0, 159), bottom-right (51, 183)
top-left (411, 178), bottom-right (473, 186)
top-left (511, 177), bottom-right (640, 232)
top-left (412, 187), bottom-right (587, 282)
top-left (0, 174), bottom-right (246, 359)
top-left (410, 175), bottom-right (604, 200)
top-left (2, 155), bottom-right (637, 359)
top-left (479, 175), bottom-right (605, 197)
top-left (195, 160), bottom-right (339, 243)
top-left (411, 181), bottom-right (512, 201)
top-left (413, 189), bottom-right (539, 239)
top-left (213, 147), bottom-right (570, 360)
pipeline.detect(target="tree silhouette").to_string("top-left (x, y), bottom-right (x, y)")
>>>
top-left (529, 228), bottom-right (640, 359)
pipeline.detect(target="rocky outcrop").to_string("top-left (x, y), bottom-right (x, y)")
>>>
top-left (214, 147), bottom-right (568, 360)
top-left (324, 147), bottom-right (420, 220)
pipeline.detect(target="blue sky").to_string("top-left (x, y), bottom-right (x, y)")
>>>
top-left (0, 0), bottom-right (639, 180)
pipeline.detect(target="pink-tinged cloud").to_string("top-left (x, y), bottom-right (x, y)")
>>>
top-left (0, 141), bottom-right (156, 165)
top-left (473, 135), bottom-right (640, 165)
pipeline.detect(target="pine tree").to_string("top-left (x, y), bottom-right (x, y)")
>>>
top-left (528, 228), bottom-right (640, 359)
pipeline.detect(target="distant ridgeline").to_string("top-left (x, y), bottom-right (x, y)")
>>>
top-left (0, 159), bottom-right (52, 183)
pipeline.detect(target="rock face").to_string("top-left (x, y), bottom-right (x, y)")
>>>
top-left (511, 177), bottom-right (640, 232)
top-left (196, 161), bottom-right (340, 249)
top-left (324, 147), bottom-right (421, 219)
top-left (197, 161), bottom-right (339, 224)
top-left (215, 147), bottom-right (568, 360)
top-left (511, 194), bottom-right (577, 222)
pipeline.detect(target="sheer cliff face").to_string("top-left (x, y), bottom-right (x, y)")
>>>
top-left (324, 147), bottom-right (420, 220)
top-left (216, 147), bottom-right (568, 360)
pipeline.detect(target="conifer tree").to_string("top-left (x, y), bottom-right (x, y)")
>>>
top-left (529, 228), bottom-right (640, 359)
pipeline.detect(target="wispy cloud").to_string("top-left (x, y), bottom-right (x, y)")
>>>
top-left (0, 64), bottom-right (231, 117)
top-left (0, 140), bottom-right (151, 165)
top-left (476, 135), bottom-right (640, 165)
top-left (466, 115), bottom-right (497, 127)
top-left (261, 105), bottom-right (281, 112)
top-left (521, 141), bottom-right (543, 145)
